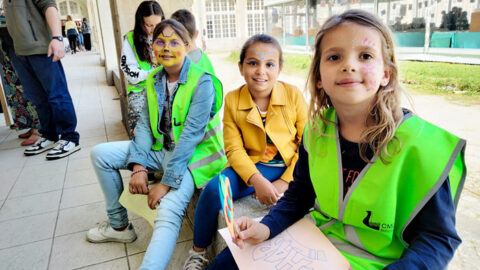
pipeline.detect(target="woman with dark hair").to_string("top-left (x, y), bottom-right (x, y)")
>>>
top-left (65, 15), bottom-right (78, 54)
top-left (87, 19), bottom-right (226, 269)
top-left (120, 0), bottom-right (164, 137)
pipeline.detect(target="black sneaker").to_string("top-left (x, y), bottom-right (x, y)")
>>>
top-left (45, 140), bottom-right (81, 160)
top-left (24, 137), bottom-right (55, 156)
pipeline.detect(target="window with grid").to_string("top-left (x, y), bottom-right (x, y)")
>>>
top-left (205, 0), bottom-right (236, 39)
top-left (247, 0), bottom-right (265, 36)
top-left (59, 1), bottom-right (68, 16)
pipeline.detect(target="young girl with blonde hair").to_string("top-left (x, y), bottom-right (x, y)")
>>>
top-left (206, 9), bottom-right (466, 270)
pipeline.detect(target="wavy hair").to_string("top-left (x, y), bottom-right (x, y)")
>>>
top-left (306, 9), bottom-right (403, 163)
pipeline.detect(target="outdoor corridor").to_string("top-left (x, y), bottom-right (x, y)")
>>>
top-left (0, 51), bottom-right (479, 269)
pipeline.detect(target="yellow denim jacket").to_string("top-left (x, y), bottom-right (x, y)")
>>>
top-left (223, 81), bottom-right (308, 185)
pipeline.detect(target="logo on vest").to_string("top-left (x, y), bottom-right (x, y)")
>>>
top-left (174, 118), bottom-right (181, 126)
top-left (363, 211), bottom-right (393, 232)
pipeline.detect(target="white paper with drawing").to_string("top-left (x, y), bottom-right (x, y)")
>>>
top-left (219, 218), bottom-right (350, 270)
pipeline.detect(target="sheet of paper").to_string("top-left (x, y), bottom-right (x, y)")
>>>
top-left (219, 218), bottom-right (351, 270)
top-left (119, 188), bottom-right (157, 227)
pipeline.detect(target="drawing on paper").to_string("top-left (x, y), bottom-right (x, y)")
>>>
top-left (251, 230), bottom-right (327, 270)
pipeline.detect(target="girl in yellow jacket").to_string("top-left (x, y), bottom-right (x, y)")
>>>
top-left (184, 34), bottom-right (308, 269)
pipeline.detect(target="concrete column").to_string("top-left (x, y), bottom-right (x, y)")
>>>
top-left (96, 0), bottom-right (118, 86)
top-left (87, 0), bottom-right (104, 65)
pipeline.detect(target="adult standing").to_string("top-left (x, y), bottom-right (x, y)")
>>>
top-left (4, 0), bottom-right (81, 160)
top-left (81, 18), bottom-right (92, 51)
top-left (65, 15), bottom-right (79, 54)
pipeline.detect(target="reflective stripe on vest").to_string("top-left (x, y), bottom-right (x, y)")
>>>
top-left (126, 31), bottom-right (151, 94)
top-left (305, 107), bottom-right (466, 268)
top-left (145, 62), bottom-right (226, 188)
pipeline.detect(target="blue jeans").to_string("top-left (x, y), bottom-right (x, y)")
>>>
top-left (193, 164), bottom-right (285, 249)
top-left (10, 54), bottom-right (79, 143)
top-left (204, 248), bottom-right (238, 270)
top-left (91, 141), bottom-right (195, 269)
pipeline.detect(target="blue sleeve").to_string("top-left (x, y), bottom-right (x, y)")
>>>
top-left (260, 139), bottom-right (316, 239)
top-left (160, 74), bottom-right (216, 188)
top-left (385, 178), bottom-right (461, 270)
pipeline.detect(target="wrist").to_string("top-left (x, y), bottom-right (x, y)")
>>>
top-left (131, 168), bottom-right (148, 177)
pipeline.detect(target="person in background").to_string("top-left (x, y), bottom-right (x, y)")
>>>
top-left (120, 0), bottom-right (164, 137)
top-left (65, 15), bottom-right (78, 54)
top-left (4, 0), bottom-right (81, 159)
top-left (171, 9), bottom-right (215, 74)
top-left (81, 17), bottom-right (92, 51)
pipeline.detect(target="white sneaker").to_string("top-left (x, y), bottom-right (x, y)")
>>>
top-left (45, 140), bottom-right (80, 160)
top-left (24, 137), bottom-right (55, 156)
top-left (183, 248), bottom-right (209, 270)
top-left (86, 221), bottom-right (137, 243)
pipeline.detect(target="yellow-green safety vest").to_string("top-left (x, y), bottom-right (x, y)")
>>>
top-left (145, 62), bottom-right (226, 188)
top-left (195, 51), bottom-right (215, 75)
top-left (304, 108), bottom-right (466, 269)
top-left (126, 31), bottom-right (152, 94)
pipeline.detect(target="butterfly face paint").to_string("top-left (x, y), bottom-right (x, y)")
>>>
top-left (152, 28), bottom-right (186, 67)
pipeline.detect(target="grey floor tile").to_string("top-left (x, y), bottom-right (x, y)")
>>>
top-left (20, 159), bottom-right (68, 178)
top-left (67, 157), bottom-right (94, 174)
top-left (23, 152), bottom-right (67, 167)
top-left (49, 231), bottom-right (125, 270)
top-left (0, 168), bottom-right (21, 201)
top-left (76, 257), bottom-right (129, 270)
top-left (0, 148), bottom-right (27, 170)
top-left (0, 212), bottom-right (56, 249)
top-left (0, 239), bottom-right (51, 270)
top-left (68, 144), bottom-right (94, 161)
top-left (0, 191), bottom-right (61, 221)
top-left (78, 136), bottom-right (107, 147)
top-left (55, 201), bottom-right (107, 237)
top-left (126, 218), bottom-right (153, 255)
top-left (60, 184), bottom-right (104, 209)
top-left (128, 252), bottom-right (144, 270)
top-left (64, 168), bottom-right (97, 189)
top-left (9, 172), bottom-right (64, 199)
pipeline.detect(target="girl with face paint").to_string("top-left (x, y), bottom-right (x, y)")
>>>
top-left (184, 34), bottom-right (308, 270)
top-left (204, 10), bottom-right (465, 270)
top-left (120, 1), bottom-right (164, 138)
top-left (87, 19), bottom-right (226, 270)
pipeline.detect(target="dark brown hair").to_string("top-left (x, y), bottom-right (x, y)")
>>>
top-left (171, 9), bottom-right (196, 39)
top-left (133, 1), bottom-right (164, 63)
top-left (152, 19), bottom-right (191, 46)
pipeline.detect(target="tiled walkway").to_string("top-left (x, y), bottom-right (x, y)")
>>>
top-left (1, 51), bottom-right (479, 269)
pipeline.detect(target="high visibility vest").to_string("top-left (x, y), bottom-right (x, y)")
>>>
top-left (145, 62), bottom-right (227, 188)
top-left (195, 50), bottom-right (215, 75)
top-left (126, 31), bottom-right (152, 94)
top-left (304, 107), bottom-right (466, 269)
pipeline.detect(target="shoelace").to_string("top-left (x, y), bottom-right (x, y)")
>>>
top-left (97, 221), bottom-right (110, 232)
top-left (52, 140), bottom-right (68, 150)
top-left (184, 251), bottom-right (208, 270)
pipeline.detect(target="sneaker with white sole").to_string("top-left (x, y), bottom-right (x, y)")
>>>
top-left (24, 137), bottom-right (55, 156)
top-left (45, 140), bottom-right (80, 160)
top-left (86, 221), bottom-right (137, 243)
top-left (183, 248), bottom-right (209, 270)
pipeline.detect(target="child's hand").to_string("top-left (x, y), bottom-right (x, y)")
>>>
top-left (249, 173), bottom-right (281, 205)
top-left (272, 179), bottom-right (289, 195)
top-left (233, 216), bottom-right (270, 249)
top-left (129, 169), bottom-right (149, 194)
top-left (147, 183), bottom-right (170, 210)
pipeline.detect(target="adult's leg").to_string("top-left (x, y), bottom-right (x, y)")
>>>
top-left (28, 55), bottom-right (79, 144)
top-left (90, 141), bottom-right (132, 228)
top-left (84, 33), bottom-right (91, 51)
top-left (9, 54), bottom-right (56, 141)
top-left (140, 150), bottom-right (195, 269)
top-left (68, 35), bottom-right (76, 52)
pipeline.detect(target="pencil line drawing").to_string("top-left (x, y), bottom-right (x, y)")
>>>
top-left (251, 230), bottom-right (327, 270)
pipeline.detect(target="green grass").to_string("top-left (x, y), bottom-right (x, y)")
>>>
top-left (398, 61), bottom-right (480, 96)
top-left (227, 51), bottom-right (480, 97)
